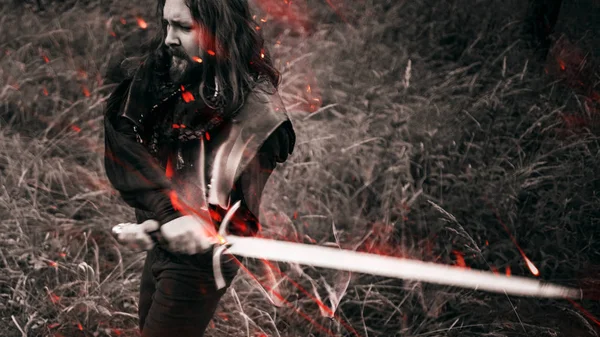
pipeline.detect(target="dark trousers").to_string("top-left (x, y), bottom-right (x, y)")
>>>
top-left (138, 245), bottom-right (240, 336)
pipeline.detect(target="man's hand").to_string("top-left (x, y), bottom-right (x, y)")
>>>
top-left (114, 219), bottom-right (159, 251)
top-left (160, 215), bottom-right (218, 255)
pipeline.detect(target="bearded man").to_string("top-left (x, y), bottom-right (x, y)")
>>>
top-left (103, 0), bottom-right (295, 335)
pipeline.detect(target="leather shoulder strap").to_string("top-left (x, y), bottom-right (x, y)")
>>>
top-left (206, 80), bottom-right (295, 208)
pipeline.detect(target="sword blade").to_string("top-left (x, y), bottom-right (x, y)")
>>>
top-left (224, 236), bottom-right (581, 300)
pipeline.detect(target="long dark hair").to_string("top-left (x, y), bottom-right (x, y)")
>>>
top-left (126, 0), bottom-right (280, 113)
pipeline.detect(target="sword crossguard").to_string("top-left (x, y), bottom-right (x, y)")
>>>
top-left (213, 239), bottom-right (234, 290)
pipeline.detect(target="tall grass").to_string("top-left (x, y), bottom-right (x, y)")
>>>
top-left (1, 1), bottom-right (598, 336)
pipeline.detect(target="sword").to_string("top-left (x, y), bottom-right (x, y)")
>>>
top-left (112, 216), bottom-right (582, 300)
top-left (111, 136), bottom-right (582, 300)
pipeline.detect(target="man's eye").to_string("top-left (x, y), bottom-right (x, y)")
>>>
top-left (162, 20), bottom-right (191, 31)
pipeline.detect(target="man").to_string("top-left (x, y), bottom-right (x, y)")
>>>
top-left (103, 0), bottom-right (296, 335)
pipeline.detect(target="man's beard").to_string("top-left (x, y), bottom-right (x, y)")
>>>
top-left (168, 49), bottom-right (202, 85)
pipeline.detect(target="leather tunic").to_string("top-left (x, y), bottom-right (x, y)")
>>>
top-left (104, 68), bottom-right (295, 235)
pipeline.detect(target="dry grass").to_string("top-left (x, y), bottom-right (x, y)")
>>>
top-left (1, 0), bottom-right (599, 336)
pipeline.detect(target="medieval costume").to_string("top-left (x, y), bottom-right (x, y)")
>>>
top-left (103, 62), bottom-right (295, 336)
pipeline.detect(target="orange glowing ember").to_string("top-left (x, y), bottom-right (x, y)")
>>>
top-left (483, 196), bottom-right (541, 277)
top-left (43, 87), bottom-right (48, 96)
top-left (182, 91), bottom-right (195, 102)
top-left (217, 312), bottom-right (229, 321)
top-left (48, 260), bottom-right (57, 267)
top-left (524, 255), bottom-right (540, 276)
top-left (515, 245), bottom-right (540, 276)
top-left (165, 157), bottom-right (174, 178)
top-left (137, 17), bottom-right (147, 29)
top-left (559, 59), bottom-right (566, 71)
top-left (453, 250), bottom-right (467, 268)
top-left (505, 266), bottom-right (511, 277)
top-left (49, 292), bottom-right (60, 304)
top-left (71, 125), bottom-right (81, 133)
top-left (77, 323), bottom-right (83, 331)
top-left (193, 56), bottom-right (203, 63)
top-left (205, 132), bottom-right (210, 140)
top-left (169, 190), bottom-right (183, 211)
top-left (110, 31), bottom-right (116, 37)
top-left (207, 50), bottom-right (216, 56)
top-left (255, 26), bottom-right (261, 30)
top-left (81, 85), bottom-right (90, 97)
top-left (209, 208), bottom-right (223, 222)
top-left (43, 55), bottom-right (49, 63)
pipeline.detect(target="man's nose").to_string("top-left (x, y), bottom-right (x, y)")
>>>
top-left (165, 26), bottom-right (180, 47)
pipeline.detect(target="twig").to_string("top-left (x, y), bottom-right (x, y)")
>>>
top-left (504, 290), bottom-right (526, 333)
top-left (11, 316), bottom-right (26, 337)
top-left (302, 103), bottom-right (339, 121)
top-left (341, 137), bottom-right (384, 153)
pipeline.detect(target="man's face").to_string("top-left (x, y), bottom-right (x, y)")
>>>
top-left (163, 0), bottom-right (202, 84)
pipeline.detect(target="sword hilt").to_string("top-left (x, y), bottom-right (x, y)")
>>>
top-left (111, 223), bottom-right (168, 249)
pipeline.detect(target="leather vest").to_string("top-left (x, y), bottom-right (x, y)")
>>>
top-left (118, 68), bottom-right (295, 218)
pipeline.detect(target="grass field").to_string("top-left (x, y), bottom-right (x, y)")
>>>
top-left (1, 0), bottom-right (599, 336)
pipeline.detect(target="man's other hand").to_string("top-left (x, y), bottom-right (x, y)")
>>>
top-left (115, 219), bottom-right (159, 251)
top-left (160, 215), bottom-right (218, 255)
